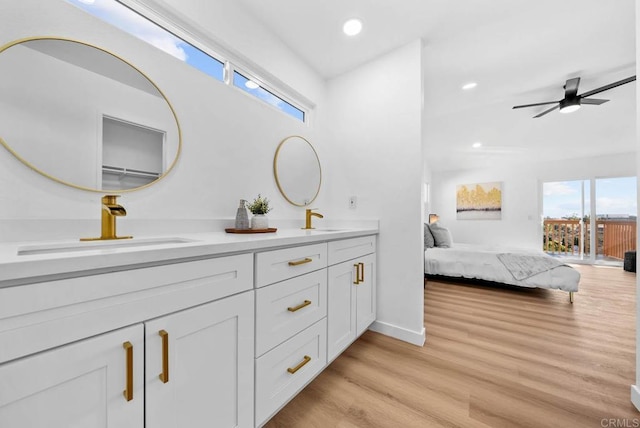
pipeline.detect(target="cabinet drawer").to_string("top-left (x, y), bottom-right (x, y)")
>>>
top-left (255, 270), bottom-right (327, 356)
top-left (255, 318), bottom-right (327, 426)
top-left (327, 235), bottom-right (376, 265)
top-left (255, 243), bottom-right (327, 288)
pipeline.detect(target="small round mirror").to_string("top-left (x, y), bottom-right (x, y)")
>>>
top-left (0, 37), bottom-right (181, 192)
top-left (273, 136), bottom-right (321, 206)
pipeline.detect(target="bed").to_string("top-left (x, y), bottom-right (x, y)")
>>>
top-left (424, 224), bottom-right (580, 302)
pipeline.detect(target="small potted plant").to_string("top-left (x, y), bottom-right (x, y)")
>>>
top-left (247, 194), bottom-right (272, 229)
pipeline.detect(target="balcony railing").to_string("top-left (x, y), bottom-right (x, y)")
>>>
top-left (543, 219), bottom-right (636, 260)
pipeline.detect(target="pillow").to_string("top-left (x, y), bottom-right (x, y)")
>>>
top-left (424, 223), bottom-right (435, 248)
top-left (429, 222), bottom-right (453, 248)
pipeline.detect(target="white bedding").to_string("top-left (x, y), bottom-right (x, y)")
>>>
top-left (424, 243), bottom-right (580, 292)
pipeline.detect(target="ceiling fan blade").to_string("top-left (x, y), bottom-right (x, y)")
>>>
top-left (512, 100), bottom-right (558, 109)
top-left (564, 77), bottom-right (580, 98)
top-left (580, 98), bottom-right (609, 105)
top-left (533, 105), bottom-right (559, 118)
top-left (579, 76), bottom-right (636, 98)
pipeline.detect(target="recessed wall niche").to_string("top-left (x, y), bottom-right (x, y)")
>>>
top-left (101, 116), bottom-right (164, 190)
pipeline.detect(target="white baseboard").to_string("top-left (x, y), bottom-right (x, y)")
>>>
top-left (369, 320), bottom-right (425, 346)
top-left (631, 385), bottom-right (640, 411)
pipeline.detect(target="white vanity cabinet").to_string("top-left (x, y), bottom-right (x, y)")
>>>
top-left (327, 236), bottom-right (377, 362)
top-left (0, 229), bottom-right (378, 428)
top-left (0, 324), bottom-right (144, 428)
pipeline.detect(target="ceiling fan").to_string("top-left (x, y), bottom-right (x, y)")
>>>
top-left (512, 75), bottom-right (636, 118)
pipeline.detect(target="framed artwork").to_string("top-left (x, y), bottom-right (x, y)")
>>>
top-left (456, 182), bottom-right (502, 220)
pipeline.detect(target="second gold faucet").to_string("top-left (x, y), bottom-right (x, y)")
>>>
top-left (303, 208), bottom-right (323, 229)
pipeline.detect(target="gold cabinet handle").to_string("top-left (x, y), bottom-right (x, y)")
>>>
top-left (287, 355), bottom-right (311, 374)
top-left (159, 330), bottom-right (169, 384)
top-left (288, 257), bottom-right (313, 266)
top-left (353, 263), bottom-right (360, 284)
top-left (288, 300), bottom-right (312, 312)
top-left (358, 262), bottom-right (365, 283)
top-left (123, 341), bottom-right (133, 402)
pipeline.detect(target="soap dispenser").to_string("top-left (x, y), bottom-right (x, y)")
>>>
top-left (235, 199), bottom-right (250, 230)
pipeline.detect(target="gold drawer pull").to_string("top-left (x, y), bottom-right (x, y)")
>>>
top-left (123, 341), bottom-right (133, 402)
top-left (159, 330), bottom-right (169, 384)
top-left (287, 355), bottom-right (311, 374)
top-left (358, 262), bottom-right (365, 283)
top-left (288, 300), bottom-right (312, 312)
top-left (288, 257), bottom-right (313, 266)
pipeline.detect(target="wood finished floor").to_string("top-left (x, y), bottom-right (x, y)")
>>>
top-left (266, 265), bottom-right (638, 428)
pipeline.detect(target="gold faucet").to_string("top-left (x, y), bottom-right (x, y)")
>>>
top-left (81, 195), bottom-right (132, 241)
top-left (303, 208), bottom-right (324, 229)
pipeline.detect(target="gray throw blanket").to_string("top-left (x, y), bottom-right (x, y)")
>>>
top-left (497, 253), bottom-right (566, 280)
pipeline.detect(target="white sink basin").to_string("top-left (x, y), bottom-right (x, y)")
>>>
top-left (17, 237), bottom-right (198, 256)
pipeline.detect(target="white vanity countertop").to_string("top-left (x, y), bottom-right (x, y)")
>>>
top-left (0, 227), bottom-right (378, 286)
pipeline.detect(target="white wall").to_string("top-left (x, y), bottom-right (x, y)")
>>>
top-left (0, 0), bottom-right (327, 240)
top-left (322, 40), bottom-right (426, 345)
top-left (430, 152), bottom-right (636, 250)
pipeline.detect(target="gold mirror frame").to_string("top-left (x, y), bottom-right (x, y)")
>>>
top-left (273, 135), bottom-right (322, 207)
top-left (0, 36), bottom-right (182, 193)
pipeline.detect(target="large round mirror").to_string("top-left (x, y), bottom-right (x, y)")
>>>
top-left (273, 135), bottom-right (321, 206)
top-left (0, 36), bottom-right (181, 192)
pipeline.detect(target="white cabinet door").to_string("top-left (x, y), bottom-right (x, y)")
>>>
top-left (327, 253), bottom-right (377, 362)
top-left (356, 253), bottom-right (376, 336)
top-left (327, 259), bottom-right (357, 362)
top-left (0, 324), bottom-right (144, 428)
top-left (145, 291), bottom-right (255, 428)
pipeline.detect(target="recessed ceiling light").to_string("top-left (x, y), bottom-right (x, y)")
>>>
top-left (343, 19), bottom-right (363, 36)
top-left (245, 80), bottom-right (259, 89)
top-left (462, 82), bottom-right (477, 90)
top-left (472, 142), bottom-right (482, 148)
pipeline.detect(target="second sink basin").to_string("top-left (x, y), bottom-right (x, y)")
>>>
top-left (17, 237), bottom-right (198, 256)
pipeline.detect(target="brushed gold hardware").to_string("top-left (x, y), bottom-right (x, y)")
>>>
top-left (287, 355), bottom-right (311, 374)
top-left (288, 300), bottom-right (312, 312)
top-left (353, 263), bottom-right (360, 285)
top-left (81, 195), bottom-right (133, 241)
top-left (123, 341), bottom-right (133, 401)
top-left (159, 330), bottom-right (169, 384)
top-left (569, 292), bottom-right (574, 304)
top-left (303, 208), bottom-right (324, 229)
top-left (358, 262), bottom-right (365, 284)
top-left (288, 257), bottom-right (313, 266)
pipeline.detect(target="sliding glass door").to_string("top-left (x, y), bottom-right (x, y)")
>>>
top-left (543, 180), bottom-right (590, 260)
top-left (595, 177), bottom-right (637, 264)
top-left (543, 176), bottom-right (636, 265)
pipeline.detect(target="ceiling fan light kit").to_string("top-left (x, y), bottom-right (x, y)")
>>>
top-left (513, 75), bottom-right (635, 118)
top-left (559, 98), bottom-right (580, 114)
